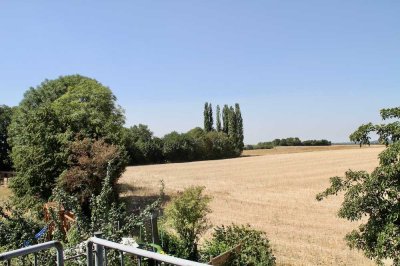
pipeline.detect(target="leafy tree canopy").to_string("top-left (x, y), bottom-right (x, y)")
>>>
top-left (8, 75), bottom-right (125, 205)
top-left (317, 106), bottom-right (400, 265)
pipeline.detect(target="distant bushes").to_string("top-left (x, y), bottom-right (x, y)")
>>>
top-left (123, 125), bottom-right (239, 165)
top-left (301, 139), bottom-right (331, 146)
top-left (245, 137), bottom-right (331, 150)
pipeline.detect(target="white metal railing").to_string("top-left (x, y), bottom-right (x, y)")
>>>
top-left (0, 235), bottom-right (209, 266)
top-left (87, 236), bottom-right (209, 266)
top-left (0, 240), bottom-right (64, 265)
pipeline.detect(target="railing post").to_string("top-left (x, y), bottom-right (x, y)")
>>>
top-left (54, 241), bottom-right (64, 266)
top-left (87, 241), bottom-right (94, 266)
top-left (94, 232), bottom-right (104, 266)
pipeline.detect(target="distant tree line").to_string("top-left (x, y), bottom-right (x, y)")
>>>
top-left (122, 102), bottom-right (244, 165)
top-left (1, 99), bottom-right (245, 174)
top-left (245, 137), bottom-right (331, 150)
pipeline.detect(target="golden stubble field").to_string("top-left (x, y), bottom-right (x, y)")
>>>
top-left (119, 145), bottom-right (384, 265)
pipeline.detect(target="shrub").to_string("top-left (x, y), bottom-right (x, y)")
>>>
top-left (162, 132), bottom-right (197, 162)
top-left (255, 142), bottom-right (274, 149)
top-left (57, 136), bottom-right (126, 216)
top-left (205, 131), bottom-right (237, 159)
top-left (164, 186), bottom-right (212, 261)
top-left (201, 224), bottom-right (276, 266)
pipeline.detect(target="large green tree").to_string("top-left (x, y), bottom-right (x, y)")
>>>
top-left (8, 75), bottom-right (125, 206)
top-left (0, 105), bottom-right (14, 171)
top-left (317, 106), bottom-right (400, 265)
top-left (123, 124), bottom-right (164, 165)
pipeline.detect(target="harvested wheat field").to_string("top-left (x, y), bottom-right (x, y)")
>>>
top-left (120, 145), bottom-right (384, 265)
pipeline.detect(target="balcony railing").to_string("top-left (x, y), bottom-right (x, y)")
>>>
top-left (0, 234), bottom-right (209, 266)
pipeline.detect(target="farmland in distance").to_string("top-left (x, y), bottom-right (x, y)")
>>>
top-left (120, 145), bottom-right (384, 265)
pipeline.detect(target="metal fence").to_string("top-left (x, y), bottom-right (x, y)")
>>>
top-left (87, 235), bottom-right (209, 266)
top-left (0, 235), bottom-right (209, 266)
top-left (0, 240), bottom-right (64, 265)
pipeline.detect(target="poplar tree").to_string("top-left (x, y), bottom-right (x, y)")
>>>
top-left (222, 105), bottom-right (229, 134)
top-left (235, 103), bottom-right (244, 152)
top-left (216, 105), bottom-right (221, 132)
top-left (228, 106), bottom-right (237, 142)
top-left (208, 103), bottom-right (214, 131)
top-left (204, 102), bottom-right (211, 132)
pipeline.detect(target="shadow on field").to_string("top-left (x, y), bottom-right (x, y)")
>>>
top-left (240, 154), bottom-right (260, 157)
top-left (117, 183), bottom-right (171, 213)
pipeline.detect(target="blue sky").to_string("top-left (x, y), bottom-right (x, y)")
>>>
top-left (1, 1), bottom-right (399, 143)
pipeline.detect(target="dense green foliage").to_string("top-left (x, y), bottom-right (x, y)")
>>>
top-left (161, 187), bottom-right (275, 265)
top-left (57, 137), bottom-right (126, 216)
top-left (0, 162), bottom-right (162, 265)
top-left (301, 139), bottom-right (331, 146)
top-left (164, 186), bottom-right (212, 261)
top-left (123, 124), bottom-right (164, 165)
top-left (8, 75), bottom-right (125, 206)
top-left (0, 203), bottom-right (43, 252)
top-left (122, 102), bottom-right (245, 165)
top-left (317, 106), bottom-right (400, 265)
top-left (204, 102), bottom-right (244, 154)
top-left (201, 224), bottom-right (276, 266)
top-left (123, 125), bottom-right (239, 165)
top-left (0, 105), bottom-right (14, 171)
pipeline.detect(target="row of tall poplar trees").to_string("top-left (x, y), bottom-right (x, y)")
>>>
top-left (204, 102), bottom-right (244, 152)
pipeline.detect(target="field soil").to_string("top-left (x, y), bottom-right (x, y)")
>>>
top-left (120, 145), bottom-right (384, 265)
top-left (242, 144), bottom-right (378, 156)
top-left (0, 186), bottom-right (11, 203)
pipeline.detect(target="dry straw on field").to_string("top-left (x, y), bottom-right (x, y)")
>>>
top-left (120, 145), bottom-right (384, 265)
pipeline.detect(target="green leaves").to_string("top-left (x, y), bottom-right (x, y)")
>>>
top-left (349, 123), bottom-right (375, 146)
top-left (8, 75), bottom-right (125, 204)
top-left (165, 186), bottom-right (212, 261)
top-left (201, 224), bottom-right (276, 266)
top-left (317, 106), bottom-right (400, 264)
top-left (381, 107), bottom-right (400, 120)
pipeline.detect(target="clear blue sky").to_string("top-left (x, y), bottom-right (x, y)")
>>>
top-left (1, 1), bottom-right (399, 143)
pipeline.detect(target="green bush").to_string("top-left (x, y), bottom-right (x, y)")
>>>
top-left (57, 136), bottom-right (126, 216)
top-left (162, 132), bottom-right (197, 162)
top-left (201, 224), bottom-right (276, 266)
top-left (164, 186), bottom-right (212, 261)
